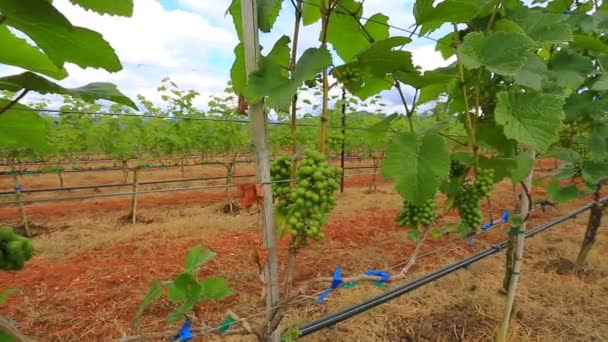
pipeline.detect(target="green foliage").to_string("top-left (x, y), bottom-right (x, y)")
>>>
top-left (0, 226), bottom-right (33, 271)
top-left (546, 180), bottom-right (579, 203)
top-left (0, 72), bottom-right (137, 109)
top-left (382, 132), bottom-right (450, 205)
top-left (495, 91), bottom-right (564, 152)
top-left (68, 0), bottom-right (134, 16)
top-left (248, 45), bottom-right (332, 110)
top-left (134, 245), bottom-right (232, 324)
top-left (0, 288), bottom-right (16, 305)
top-left (458, 31), bottom-right (532, 76)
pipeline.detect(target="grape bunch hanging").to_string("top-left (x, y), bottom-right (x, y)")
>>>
top-left (396, 199), bottom-right (437, 229)
top-left (271, 149), bottom-right (341, 243)
top-left (0, 226), bottom-right (33, 271)
top-left (270, 156), bottom-right (293, 199)
top-left (455, 168), bottom-right (495, 234)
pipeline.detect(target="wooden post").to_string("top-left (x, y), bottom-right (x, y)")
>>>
top-left (497, 149), bottom-right (535, 341)
top-left (340, 88), bottom-right (346, 193)
top-left (129, 167), bottom-right (140, 224)
top-left (240, 1), bottom-right (281, 341)
top-left (575, 181), bottom-right (605, 268)
top-left (9, 160), bottom-right (30, 237)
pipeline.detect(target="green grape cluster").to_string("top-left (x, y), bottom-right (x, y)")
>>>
top-left (276, 149), bottom-right (341, 241)
top-left (340, 67), bottom-right (361, 84)
top-left (270, 156), bottom-right (293, 199)
top-left (474, 168), bottom-right (495, 197)
top-left (0, 226), bottom-right (33, 271)
top-left (449, 160), bottom-right (468, 178)
top-left (455, 185), bottom-right (483, 233)
top-left (396, 199), bottom-right (437, 229)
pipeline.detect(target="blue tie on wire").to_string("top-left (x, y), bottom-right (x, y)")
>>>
top-left (317, 267), bottom-right (343, 302)
top-left (501, 211), bottom-right (510, 223)
top-left (172, 318), bottom-right (194, 342)
top-left (364, 269), bottom-right (390, 282)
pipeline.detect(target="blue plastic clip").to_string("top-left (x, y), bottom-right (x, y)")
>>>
top-left (317, 267), bottom-right (343, 302)
top-left (500, 211), bottom-right (510, 223)
top-left (172, 318), bottom-right (194, 342)
top-left (564, 9), bottom-right (572, 14)
top-left (15, 184), bottom-right (22, 192)
top-left (364, 269), bottom-right (390, 282)
top-left (481, 221), bottom-right (494, 231)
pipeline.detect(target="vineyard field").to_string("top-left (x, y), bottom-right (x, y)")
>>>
top-left (0, 162), bottom-right (606, 340)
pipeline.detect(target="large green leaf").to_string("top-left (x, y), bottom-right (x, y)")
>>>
top-left (458, 31), bottom-right (531, 76)
top-left (200, 277), bottom-right (232, 300)
top-left (547, 51), bottom-right (594, 89)
top-left (0, 72), bottom-right (137, 109)
top-left (415, 0), bottom-right (487, 34)
top-left (592, 75), bottom-right (608, 91)
top-left (494, 91), bottom-right (564, 152)
top-left (478, 156), bottom-right (518, 183)
top-left (302, 0), bottom-right (321, 25)
top-left (167, 273), bottom-right (202, 303)
top-left (248, 46), bottom-right (332, 109)
top-left (327, 7), bottom-right (369, 62)
top-left (514, 52), bottom-right (548, 90)
top-left (364, 13), bottom-right (390, 42)
top-left (0, 0), bottom-right (122, 72)
top-left (0, 26), bottom-right (67, 80)
top-left (507, 7), bottom-right (572, 44)
top-left (228, 0), bottom-right (243, 40)
top-left (184, 245), bottom-right (216, 274)
top-left (230, 44), bottom-right (246, 95)
top-left (258, 0), bottom-right (282, 32)
top-left (382, 132), bottom-right (450, 205)
top-left (581, 161), bottom-right (608, 185)
top-left (69, 0), bottom-right (134, 16)
top-left (572, 34), bottom-right (608, 52)
top-left (510, 151), bottom-right (534, 182)
top-left (166, 299), bottom-right (196, 323)
top-left (133, 279), bottom-right (163, 322)
top-left (475, 121), bottom-right (517, 156)
top-left (547, 180), bottom-right (579, 203)
top-left (0, 100), bottom-right (49, 151)
top-left (266, 35), bottom-right (292, 78)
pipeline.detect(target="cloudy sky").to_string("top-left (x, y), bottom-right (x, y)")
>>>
top-left (8, 0), bottom-right (453, 113)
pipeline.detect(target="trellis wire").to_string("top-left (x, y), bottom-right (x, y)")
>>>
top-left (0, 172), bottom-right (381, 205)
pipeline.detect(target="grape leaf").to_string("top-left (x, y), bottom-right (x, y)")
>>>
top-left (69, 0), bottom-right (134, 16)
top-left (166, 300), bottom-right (196, 323)
top-left (267, 36), bottom-right (292, 78)
top-left (550, 148), bottom-right (581, 163)
top-left (0, 0), bottom-right (122, 72)
top-left (133, 279), bottom-right (163, 322)
top-left (247, 46), bottom-right (332, 109)
top-left (507, 7), bottom-right (572, 44)
top-left (230, 44), bottom-right (246, 95)
top-left (495, 91), bottom-right (564, 152)
top-left (547, 180), bottom-right (579, 203)
top-left (458, 31), bottom-right (531, 76)
top-left (382, 132), bottom-right (450, 205)
top-left (0, 26), bottom-right (67, 80)
top-left (364, 13), bottom-right (390, 42)
top-left (435, 32), bottom-right (456, 59)
top-left (258, 0), bottom-right (282, 32)
top-left (167, 273), bottom-right (202, 303)
top-left (475, 121), bottom-right (517, 156)
top-left (228, 0), bottom-right (243, 40)
top-left (0, 72), bottom-right (137, 109)
top-left (581, 161), bottom-right (608, 185)
top-left (200, 277), bottom-right (233, 300)
top-left (415, 0), bottom-right (486, 34)
top-left (592, 75), bottom-right (608, 91)
top-left (327, 8), bottom-right (369, 62)
top-left (572, 34), bottom-right (608, 52)
top-left (184, 244), bottom-right (216, 274)
top-left (479, 156), bottom-right (518, 183)
top-left (510, 151), bottom-right (534, 182)
top-left (0, 100), bottom-right (49, 151)
top-left (302, 0), bottom-right (321, 25)
top-left (514, 52), bottom-right (548, 90)
top-left (547, 51), bottom-right (594, 89)
top-left (587, 128), bottom-right (607, 159)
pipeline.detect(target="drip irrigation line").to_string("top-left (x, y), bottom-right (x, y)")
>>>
top-left (9, 107), bottom-right (402, 134)
top-left (123, 197), bottom-right (603, 341)
top-left (0, 166), bottom-right (381, 195)
top-left (297, 197), bottom-right (608, 337)
top-left (0, 172), bottom-right (380, 205)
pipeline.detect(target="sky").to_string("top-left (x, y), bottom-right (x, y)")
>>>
top-left (5, 0), bottom-right (454, 114)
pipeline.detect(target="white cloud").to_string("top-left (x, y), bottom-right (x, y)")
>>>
top-left (409, 44), bottom-right (455, 71)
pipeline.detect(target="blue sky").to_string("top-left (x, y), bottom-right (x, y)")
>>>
top-left (3, 0), bottom-right (453, 113)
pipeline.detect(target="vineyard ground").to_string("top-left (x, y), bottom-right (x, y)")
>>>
top-left (0, 160), bottom-right (606, 341)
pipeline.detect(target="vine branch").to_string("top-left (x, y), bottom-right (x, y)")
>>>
top-left (0, 90), bottom-right (29, 116)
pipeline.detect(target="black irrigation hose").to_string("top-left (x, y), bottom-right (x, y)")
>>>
top-left (298, 197), bottom-right (607, 337)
